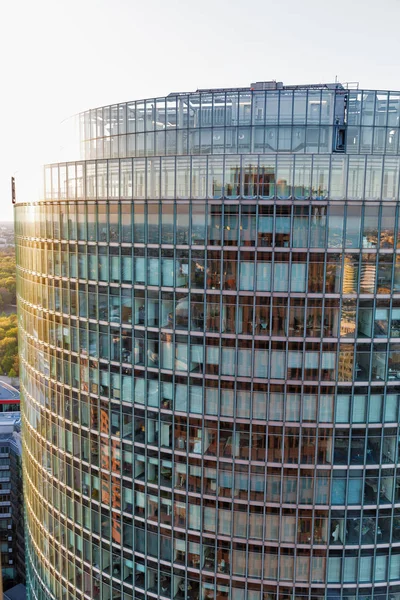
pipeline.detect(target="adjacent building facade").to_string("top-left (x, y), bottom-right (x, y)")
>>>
top-left (0, 383), bottom-right (21, 414)
top-left (0, 413), bottom-right (24, 591)
top-left (15, 82), bottom-right (400, 600)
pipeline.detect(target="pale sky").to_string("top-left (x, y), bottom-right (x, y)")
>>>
top-left (1, 0), bottom-right (400, 221)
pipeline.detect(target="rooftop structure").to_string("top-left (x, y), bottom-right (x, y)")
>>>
top-left (4, 583), bottom-right (27, 600)
top-left (0, 382), bottom-right (20, 413)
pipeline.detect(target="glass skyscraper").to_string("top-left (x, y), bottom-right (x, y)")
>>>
top-left (15, 82), bottom-right (400, 600)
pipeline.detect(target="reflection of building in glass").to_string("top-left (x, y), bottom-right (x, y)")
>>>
top-left (361, 260), bottom-right (377, 293)
top-left (15, 82), bottom-right (400, 599)
top-left (342, 255), bottom-right (357, 293)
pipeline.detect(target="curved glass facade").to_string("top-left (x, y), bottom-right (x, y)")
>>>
top-left (15, 83), bottom-right (400, 600)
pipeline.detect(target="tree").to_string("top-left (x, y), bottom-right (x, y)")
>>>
top-left (0, 288), bottom-right (12, 305)
top-left (0, 254), bottom-right (18, 374)
top-left (2, 355), bottom-right (15, 375)
top-left (8, 368), bottom-right (17, 385)
top-left (12, 355), bottom-right (19, 377)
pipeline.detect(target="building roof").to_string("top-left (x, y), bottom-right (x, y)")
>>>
top-left (0, 412), bottom-right (22, 454)
top-left (4, 583), bottom-right (27, 600)
top-left (0, 382), bottom-right (19, 402)
top-left (0, 412), bottom-right (21, 429)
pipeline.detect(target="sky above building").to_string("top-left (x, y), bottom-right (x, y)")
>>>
top-left (1, 0), bottom-right (400, 221)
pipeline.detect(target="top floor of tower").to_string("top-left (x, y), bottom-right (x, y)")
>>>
top-left (72, 82), bottom-right (400, 160)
